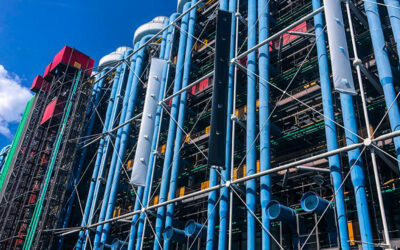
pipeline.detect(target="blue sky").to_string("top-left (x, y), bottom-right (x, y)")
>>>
top-left (0, 0), bottom-right (177, 149)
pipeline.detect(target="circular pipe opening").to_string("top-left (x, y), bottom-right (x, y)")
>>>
top-left (163, 225), bottom-right (174, 240)
top-left (267, 200), bottom-right (281, 220)
top-left (300, 191), bottom-right (319, 212)
top-left (185, 220), bottom-right (196, 236)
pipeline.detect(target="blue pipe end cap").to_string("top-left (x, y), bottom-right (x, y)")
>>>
top-left (185, 220), bottom-right (197, 237)
top-left (266, 200), bottom-right (297, 223)
top-left (301, 191), bottom-right (320, 212)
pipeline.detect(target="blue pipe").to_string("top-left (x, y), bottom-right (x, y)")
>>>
top-left (364, 0), bottom-right (400, 168)
top-left (340, 92), bottom-right (374, 249)
top-left (91, 49), bottom-right (134, 247)
top-left (93, 46), bottom-right (137, 246)
top-left (246, 0), bottom-right (257, 249)
top-left (218, 0), bottom-right (237, 248)
top-left (58, 71), bottom-right (107, 249)
top-left (267, 201), bottom-right (303, 250)
top-left (153, 4), bottom-right (191, 249)
top-left (185, 220), bottom-right (207, 239)
top-left (206, 168), bottom-right (218, 250)
top-left (312, 0), bottom-right (350, 248)
top-left (384, 0), bottom-right (400, 69)
top-left (258, 0), bottom-right (271, 249)
top-left (76, 53), bottom-right (129, 249)
top-left (97, 35), bottom-right (157, 245)
top-left (87, 50), bottom-right (133, 244)
top-left (267, 200), bottom-right (296, 223)
top-left (301, 192), bottom-right (337, 246)
top-left (163, 2), bottom-right (197, 249)
top-left (111, 239), bottom-right (128, 250)
top-left (132, 14), bottom-right (178, 250)
top-left (163, 226), bottom-right (186, 243)
top-left (325, 2), bottom-right (374, 248)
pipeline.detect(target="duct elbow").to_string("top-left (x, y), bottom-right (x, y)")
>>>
top-left (163, 226), bottom-right (186, 243)
top-left (266, 200), bottom-right (297, 224)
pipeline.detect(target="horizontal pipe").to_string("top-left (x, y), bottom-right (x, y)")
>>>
top-left (185, 220), bottom-right (207, 239)
top-left (163, 226), bottom-right (186, 243)
top-left (59, 129), bottom-right (400, 236)
top-left (267, 200), bottom-right (296, 223)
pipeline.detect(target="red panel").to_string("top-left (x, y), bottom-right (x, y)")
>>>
top-left (40, 98), bottom-right (64, 125)
top-left (43, 63), bottom-right (54, 81)
top-left (50, 46), bottom-right (95, 75)
top-left (30, 75), bottom-right (44, 93)
top-left (269, 21), bottom-right (308, 51)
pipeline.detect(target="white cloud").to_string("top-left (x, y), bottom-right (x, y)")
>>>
top-left (0, 65), bottom-right (32, 138)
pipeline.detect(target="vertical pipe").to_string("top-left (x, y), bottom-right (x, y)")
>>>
top-left (364, 0), bottom-right (400, 168)
top-left (132, 14), bottom-right (178, 250)
top-left (218, 0), bottom-right (236, 248)
top-left (384, 0), bottom-right (400, 68)
top-left (246, 0), bottom-right (257, 249)
top-left (97, 35), bottom-right (155, 246)
top-left (312, 0), bottom-right (350, 248)
top-left (340, 93), bottom-right (374, 249)
top-left (126, 18), bottom-right (170, 250)
top-left (163, 2), bottom-right (197, 249)
top-left (153, 4), bottom-right (191, 249)
top-left (76, 53), bottom-right (128, 249)
top-left (323, 1), bottom-right (374, 248)
top-left (91, 48), bottom-right (135, 247)
top-left (58, 71), bottom-right (107, 249)
top-left (346, 1), bottom-right (391, 246)
top-left (258, 0), bottom-right (271, 249)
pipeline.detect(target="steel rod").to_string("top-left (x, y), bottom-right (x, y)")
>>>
top-left (59, 129), bottom-right (400, 237)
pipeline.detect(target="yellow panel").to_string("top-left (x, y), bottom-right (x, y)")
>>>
top-left (347, 221), bottom-right (355, 246)
top-left (201, 181), bottom-right (209, 190)
top-left (205, 126), bottom-right (211, 134)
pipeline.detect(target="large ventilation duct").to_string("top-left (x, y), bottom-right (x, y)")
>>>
top-left (98, 46), bottom-right (130, 69)
top-left (163, 226), bottom-right (186, 243)
top-left (185, 220), bottom-right (207, 239)
top-left (77, 48), bottom-right (132, 249)
top-left (91, 47), bottom-right (135, 247)
top-left (312, 0), bottom-right (350, 248)
top-left (267, 201), bottom-right (304, 249)
top-left (300, 192), bottom-right (337, 247)
top-left (177, 0), bottom-right (191, 13)
top-left (364, 0), bottom-right (400, 169)
top-left (323, 0), bottom-right (374, 248)
top-left (132, 14), bottom-right (177, 250)
top-left (258, 0), bottom-right (272, 249)
top-left (133, 17), bottom-right (167, 45)
top-left (153, 3), bottom-right (191, 250)
top-left (245, 0), bottom-right (257, 249)
top-left (97, 16), bottom-right (167, 246)
top-left (130, 58), bottom-right (167, 186)
top-left (163, 1), bottom-right (198, 249)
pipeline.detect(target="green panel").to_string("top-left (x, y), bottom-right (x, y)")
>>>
top-left (0, 96), bottom-right (35, 192)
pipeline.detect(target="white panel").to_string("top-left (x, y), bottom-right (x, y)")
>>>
top-left (130, 58), bottom-right (167, 186)
top-left (323, 0), bottom-right (357, 95)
